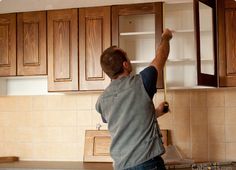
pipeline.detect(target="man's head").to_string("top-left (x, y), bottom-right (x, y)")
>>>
top-left (100, 46), bottom-right (132, 79)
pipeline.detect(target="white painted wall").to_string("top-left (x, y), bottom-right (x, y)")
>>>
top-left (0, 0), bottom-right (192, 14)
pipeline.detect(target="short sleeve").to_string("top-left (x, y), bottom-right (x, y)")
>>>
top-left (139, 66), bottom-right (158, 99)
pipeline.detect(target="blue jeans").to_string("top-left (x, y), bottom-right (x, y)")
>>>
top-left (124, 156), bottom-right (166, 170)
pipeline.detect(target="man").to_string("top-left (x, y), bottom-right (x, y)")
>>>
top-left (96, 28), bottom-right (173, 170)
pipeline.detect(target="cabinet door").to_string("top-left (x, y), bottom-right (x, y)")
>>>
top-left (218, 0), bottom-right (236, 86)
top-left (194, 0), bottom-right (218, 86)
top-left (0, 14), bottom-right (16, 76)
top-left (47, 9), bottom-right (78, 91)
top-left (79, 7), bottom-right (111, 90)
top-left (112, 3), bottom-right (163, 88)
top-left (17, 11), bottom-right (47, 76)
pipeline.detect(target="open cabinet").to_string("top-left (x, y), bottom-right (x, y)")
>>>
top-left (163, 0), bottom-right (217, 89)
top-left (112, 1), bottom-right (218, 89)
top-left (112, 3), bottom-right (164, 88)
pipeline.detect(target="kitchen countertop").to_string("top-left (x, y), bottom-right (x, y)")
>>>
top-left (1, 161), bottom-right (236, 170)
top-left (0, 161), bottom-right (113, 170)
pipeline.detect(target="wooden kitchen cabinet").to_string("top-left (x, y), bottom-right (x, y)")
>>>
top-left (79, 6), bottom-right (111, 91)
top-left (0, 14), bottom-right (16, 76)
top-left (218, 0), bottom-right (236, 87)
top-left (17, 11), bottom-right (47, 76)
top-left (47, 9), bottom-right (78, 92)
top-left (112, 3), bottom-right (164, 88)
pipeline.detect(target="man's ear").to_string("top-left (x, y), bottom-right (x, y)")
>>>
top-left (123, 61), bottom-right (129, 69)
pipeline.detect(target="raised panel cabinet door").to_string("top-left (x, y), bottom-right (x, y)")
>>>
top-left (17, 11), bottom-right (47, 76)
top-left (79, 6), bottom-right (111, 90)
top-left (47, 9), bottom-right (78, 91)
top-left (0, 14), bottom-right (16, 76)
top-left (218, 0), bottom-right (236, 86)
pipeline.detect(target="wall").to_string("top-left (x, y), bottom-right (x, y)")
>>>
top-left (0, 0), bottom-right (192, 14)
top-left (0, 88), bottom-right (236, 162)
top-left (0, 93), bottom-right (105, 161)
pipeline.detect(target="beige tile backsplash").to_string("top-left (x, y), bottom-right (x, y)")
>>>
top-left (0, 89), bottom-right (236, 162)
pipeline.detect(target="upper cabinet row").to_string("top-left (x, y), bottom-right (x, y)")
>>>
top-left (0, 0), bottom-right (236, 91)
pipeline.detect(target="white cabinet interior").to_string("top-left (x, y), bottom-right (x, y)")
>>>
top-left (164, 2), bottom-right (197, 88)
top-left (119, 14), bottom-right (156, 74)
top-left (165, 1), bottom-right (214, 88)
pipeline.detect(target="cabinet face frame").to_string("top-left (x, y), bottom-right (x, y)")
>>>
top-left (0, 14), bottom-right (16, 76)
top-left (194, 0), bottom-right (218, 86)
top-left (47, 9), bottom-right (78, 92)
top-left (112, 3), bottom-right (164, 89)
top-left (17, 11), bottom-right (47, 76)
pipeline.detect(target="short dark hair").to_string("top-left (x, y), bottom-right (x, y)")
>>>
top-left (100, 46), bottom-right (128, 79)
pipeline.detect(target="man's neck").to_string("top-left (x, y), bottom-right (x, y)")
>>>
top-left (112, 71), bottom-right (130, 80)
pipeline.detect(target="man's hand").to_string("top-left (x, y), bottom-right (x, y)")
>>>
top-left (162, 28), bottom-right (173, 41)
top-left (155, 101), bottom-right (169, 118)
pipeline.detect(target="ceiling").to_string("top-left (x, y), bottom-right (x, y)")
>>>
top-left (0, 0), bottom-right (191, 14)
